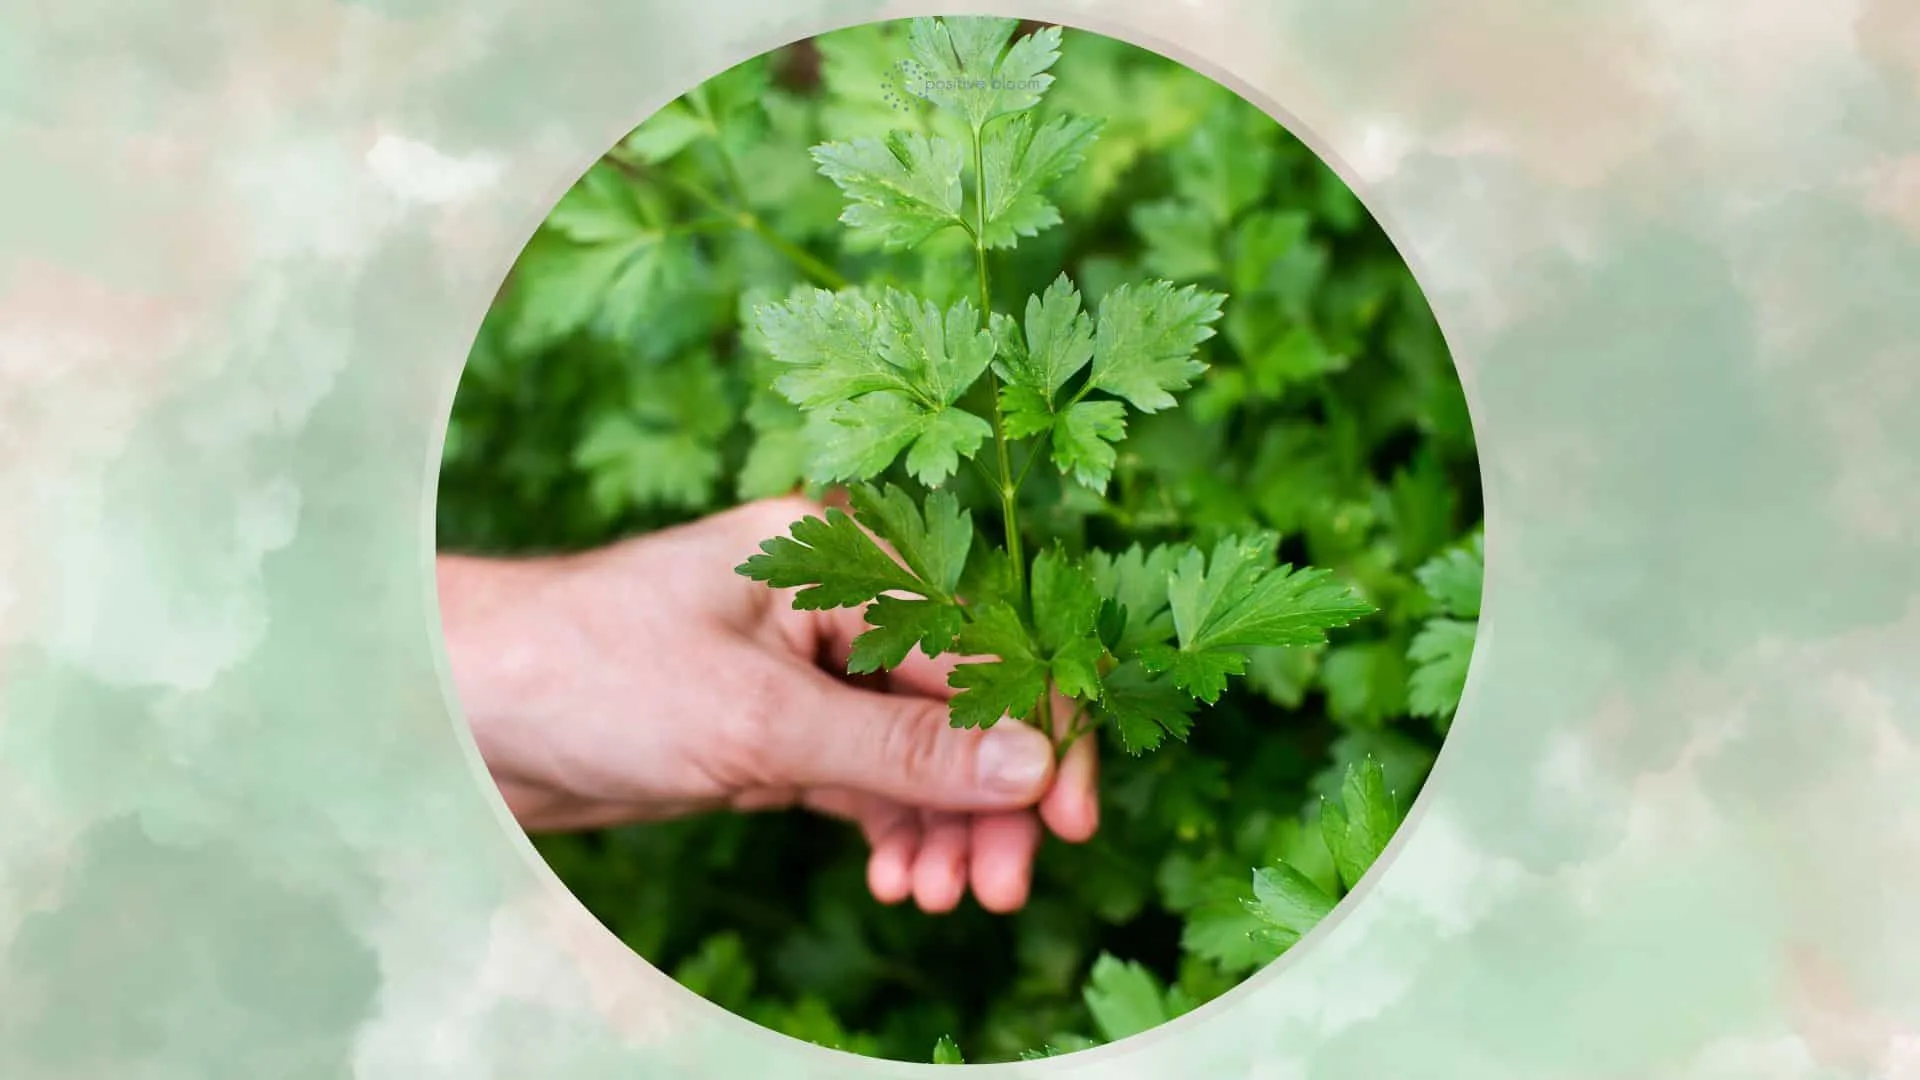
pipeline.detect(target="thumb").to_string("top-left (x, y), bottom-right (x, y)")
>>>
top-left (769, 677), bottom-right (1057, 811)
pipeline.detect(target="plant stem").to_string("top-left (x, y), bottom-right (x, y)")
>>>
top-left (970, 119), bottom-right (1026, 609)
top-left (608, 152), bottom-right (848, 291)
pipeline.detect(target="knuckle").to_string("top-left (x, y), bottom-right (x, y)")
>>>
top-left (876, 700), bottom-right (953, 785)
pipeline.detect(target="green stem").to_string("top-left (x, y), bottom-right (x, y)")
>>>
top-left (1055, 700), bottom-right (1095, 760)
top-left (970, 119), bottom-right (1026, 610)
top-left (609, 152), bottom-right (848, 291)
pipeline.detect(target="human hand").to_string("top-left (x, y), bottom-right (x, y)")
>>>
top-left (437, 496), bottom-right (1100, 915)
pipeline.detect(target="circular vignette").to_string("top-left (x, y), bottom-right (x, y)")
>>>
top-left (425, 7), bottom-right (1485, 1073)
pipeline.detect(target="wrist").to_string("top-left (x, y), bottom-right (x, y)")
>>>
top-left (435, 553), bottom-right (575, 783)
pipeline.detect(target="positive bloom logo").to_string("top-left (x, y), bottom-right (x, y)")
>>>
top-left (882, 58), bottom-right (1046, 113)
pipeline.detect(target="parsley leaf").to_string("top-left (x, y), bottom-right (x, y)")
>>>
top-left (1139, 534), bottom-right (1374, 702)
top-left (948, 602), bottom-right (1047, 728)
top-left (1320, 756), bottom-right (1403, 891)
top-left (1088, 543), bottom-right (1182, 654)
top-left (1407, 617), bottom-right (1475, 721)
top-left (754, 288), bottom-right (913, 408)
top-left (1030, 546), bottom-right (1108, 700)
top-left (1051, 400), bottom-right (1129, 491)
top-left (1416, 532), bottom-right (1484, 618)
top-left (1085, 280), bottom-right (1227, 413)
top-left (811, 132), bottom-right (968, 250)
top-left (1081, 953), bottom-right (1191, 1043)
top-left (1096, 660), bottom-right (1195, 755)
top-left (979, 113), bottom-right (1104, 249)
top-left (1133, 198), bottom-right (1221, 281)
top-left (755, 289), bottom-right (996, 485)
top-left (931, 1035), bottom-right (965, 1065)
top-left (992, 276), bottom-right (1132, 490)
top-left (1243, 862), bottom-right (1337, 950)
top-left (993, 274), bottom-right (1096, 399)
top-left (848, 597), bottom-right (966, 674)
top-left (735, 508), bottom-right (922, 609)
top-left (829, 484), bottom-right (974, 673)
top-left (849, 484), bottom-right (973, 599)
top-left (904, 17), bottom-right (1062, 128)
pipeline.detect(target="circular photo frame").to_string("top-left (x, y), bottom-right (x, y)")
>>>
top-left (4, 1), bottom-right (1919, 1079)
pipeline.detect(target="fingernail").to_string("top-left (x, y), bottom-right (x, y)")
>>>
top-left (976, 723), bottom-right (1051, 795)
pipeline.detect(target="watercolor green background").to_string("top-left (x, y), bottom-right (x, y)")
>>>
top-left (5, 0), bottom-right (1920, 1077)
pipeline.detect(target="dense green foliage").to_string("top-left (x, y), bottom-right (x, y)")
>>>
top-left (437, 17), bottom-right (1482, 1065)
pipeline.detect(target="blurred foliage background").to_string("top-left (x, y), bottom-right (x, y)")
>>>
top-left (436, 19), bottom-right (1481, 1065)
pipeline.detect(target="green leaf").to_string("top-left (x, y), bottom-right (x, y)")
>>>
top-left (1089, 543), bottom-right (1182, 655)
top-left (1183, 898), bottom-right (1286, 973)
top-left (755, 289), bottom-right (915, 408)
top-left (999, 382), bottom-right (1054, 439)
top-left (1320, 641), bottom-right (1411, 728)
top-left (848, 597), bottom-right (966, 674)
top-left (1244, 862), bottom-right (1337, 949)
top-left (1416, 532), bottom-right (1485, 619)
top-left (1139, 534), bottom-right (1374, 702)
top-left (757, 290), bottom-right (997, 485)
top-left (1171, 103), bottom-right (1278, 225)
top-left (1385, 450), bottom-right (1460, 568)
top-left (1188, 563), bottom-right (1378, 650)
top-left (570, 354), bottom-right (737, 514)
top-left (1030, 546), bottom-right (1101, 652)
top-left (818, 22), bottom-right (933, 139)
top-left (1095, 660), bottom-right (1196, 755)
top-left (1030, 547), bottom-right (1107, 700)
top-left (735, 508), bottom-right (922, 610)
top-left (959, 546), bottom-right (1020, 611)
top-left (1320, 756), bottom-right (1404, 891)
top-left (979, 113), bottom-right (1104, 249)
top-left (900, 406), bottom-right (996, 487)
top-left (574, 417), bottom-right (723, 515)
top-left (506, 170), bottom-right (685, 354)
top-left (1133, 199), bottom-right (1221, 281)
top-left (1407, 617), bottom-right (1476, 720)
top-left (1244, 645), bottom-right (1320, 708)
top-left (1081, 953), bottom-right (1170, 1043)
top-left (1164, 533), bottom-right (1283, 647)
top-left (800, 395), bottom-right (924, 483)
top-left (948, 602), bottom-right (1046, 727)
top-left (1050, 637), bottom-right (1107, 701)
top-left (1135, 645), bottom-right (1245, 704)
top-left (994, 274), bottom-right (1096, 400)
top-left (1229, 210), bottom-right (1312, 296)
top-left (1086, 280), bottom-right (1227, 413)
top-left (624, 100), bottom-right (709, 164)
top-left (1051, 400), bottom-right (1128, 491)
top-left (904, 17), bottom-right (1062, 128)
top-left (992, 277), bottom-right (1128, 490)
top-left (737, 425), bottom-right (809, 501)
top-left (848, 484), bottom-right (973, 599)
top-left (931, 1035), bottom-right (965, 1065)
top-left (1235, 318), bottom-right (1347, 396)
top-left (811, 131), bottom-right (968, 250)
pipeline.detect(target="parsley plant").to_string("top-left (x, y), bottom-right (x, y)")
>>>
top-left (736, 17), bottom-right (1377, 757)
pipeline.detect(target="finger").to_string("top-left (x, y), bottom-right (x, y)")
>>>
top-left (763, 670), bottom-right (1057, 812)
top-left (867, 814), bottom-right (921, 906)
top-left (911, 812), bottom-right (972, 914)
top-left (886, 646), bottom-right (961, 701)
top-left (1041, 731), bottom-right (1100, 843)
top-left (1042, 690), bottom-right (1100, 844)
top-left (797, 786), bottom-right (892, 832)
top-left (967, 811), bottom-right (1042, 914)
